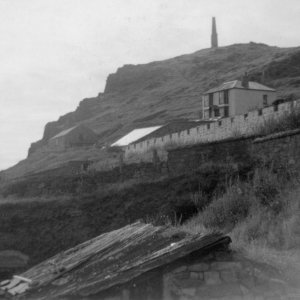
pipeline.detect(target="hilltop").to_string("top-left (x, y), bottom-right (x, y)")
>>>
top-left (2, 42), bottom-right (300, 179)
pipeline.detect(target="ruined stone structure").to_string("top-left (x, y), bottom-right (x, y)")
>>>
top-left (211, 17), bottom-right (218, 48)
top-left (48, 124), bottom-right (98, 150)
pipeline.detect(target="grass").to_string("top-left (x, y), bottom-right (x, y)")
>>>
top-left (253, 106), bottom-right (300, 137)
top-left (178, 164), bottom-right (300, 285)
top-left (1, 146), bottom-right (119, 181)
top-left (0, 194), bottom-right (71, 205)
top-left (0, 162), bottom-right (241, 265)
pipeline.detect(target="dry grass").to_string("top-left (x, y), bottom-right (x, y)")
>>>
top-left (0, 194), bottom-right (72, 205)
top-left (233, 242), bottom-right (300, 286)
top-left (253, 106), bottom-right (300, 137)
top-left (2, 146), bottom-right (119, 181)
top-left (179, 166), bottom-right (300, 285)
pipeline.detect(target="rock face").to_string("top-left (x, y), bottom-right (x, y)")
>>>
top-left (13, 43), bottom-right (300, 167)
top-left (28, 95), bottom-right (105, 155)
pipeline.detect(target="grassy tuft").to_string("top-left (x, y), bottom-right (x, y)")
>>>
top-left (254, 106), bottom-right (300, 137)
top-left (179, 165), bottom-right (300, 284)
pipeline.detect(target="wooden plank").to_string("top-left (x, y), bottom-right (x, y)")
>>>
top-left (12, 222), bottom-right (229, 299)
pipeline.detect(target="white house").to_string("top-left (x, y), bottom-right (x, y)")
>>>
top-left (202, 75), bottom-right (276, 120)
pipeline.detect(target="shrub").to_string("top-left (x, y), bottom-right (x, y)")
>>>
top-left (201, 184), bottom-right (253, 230)
top-left (231, 186), bottom-right (300, 250)
top-left (252, 168), bottom-right (282, 213)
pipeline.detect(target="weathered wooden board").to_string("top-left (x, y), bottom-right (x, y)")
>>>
top-left (0, 221), bottom-right (230, 299)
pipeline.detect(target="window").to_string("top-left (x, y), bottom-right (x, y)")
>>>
top-left (224, 90), bottom-right (229, 104)
top-left (187, 129), bottom-right (190, 135)
top-left (263, 95), bottom-right (268, 107)
top-left (207, 124), bottom-right (210, 130)
top-left (219, 92), bottom-right (224, 105)
top-left (204, 96), bottom-right (209, 107)
top-left (209, 93), bottom-right (214, 106)
top-left (224, 107), bottom-right (229, 117)
top-left (218, 121), bottom-right (222, 126)
top-left (214, 108), bottom-right (220, 117)
top-left (209, 108), bottom-right (212, 118)
top-left (258, 109), bottom-right (263, 116)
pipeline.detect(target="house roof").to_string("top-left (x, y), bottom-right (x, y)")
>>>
top-left (50, 124), bottom-right (96, 140)
top-left (50, 125), bottom-right (80, 140)
top-left (111, 126), bottom-right (163, 146)
top-left (0, 222), bottom-right (230, 298)
top-left (203, 80), bottom-right (276, 94)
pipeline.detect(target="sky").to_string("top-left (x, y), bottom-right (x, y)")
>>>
top-left (0, 0), bottom-right (299, 170)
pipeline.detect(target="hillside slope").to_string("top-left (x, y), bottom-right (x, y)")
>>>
top-left (3, 42), bottom-right (300, 179)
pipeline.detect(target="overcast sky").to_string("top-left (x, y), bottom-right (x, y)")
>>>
top-left (0, 0), bottom-right (299, 170)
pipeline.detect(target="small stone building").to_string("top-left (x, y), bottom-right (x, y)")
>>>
top-left (48, 124), bottom-right (98, 150)
top-left (202, 75), bottom-right (276, 120)
top-left (1, 222), bottom-right (291, 299)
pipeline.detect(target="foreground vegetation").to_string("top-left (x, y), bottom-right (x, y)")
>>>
top-left (0, 112), bottom-right (299, 286)
top-left (179, 162), bottom-right (300, 286)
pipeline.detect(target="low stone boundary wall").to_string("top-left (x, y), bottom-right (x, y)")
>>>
top-left (168, 128), bottom-right (300, 174)
top-left (125, 99), bottom-right (300, 158)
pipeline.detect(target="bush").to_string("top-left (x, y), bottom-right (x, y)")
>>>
top-left (231, 186), bottom-right (300, 250)
top-left (201, 184), bottom-right (253, 230)
top-left (252, 168), bottom-right (282, 213)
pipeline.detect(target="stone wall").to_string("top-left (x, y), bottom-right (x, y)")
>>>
top-left (162, 250), bottom-right (288, 300)
top-left (124, 99), bottom-right (300, 159)
top-left (168, 129), bottom-right (300, 174)
top-left (99, 247), bottom-right (289, 300)
top-left (168, 136), bottom-right (253, 174)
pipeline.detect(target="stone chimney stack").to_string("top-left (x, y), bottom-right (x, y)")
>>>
top-left (211, 17), bottom-right (218, 48)
top-left (241, 72), bottom-right (249, 88)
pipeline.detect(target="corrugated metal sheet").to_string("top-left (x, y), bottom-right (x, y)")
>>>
top-left (0, 222), bottom-right (230, 299)
top-left (111, 126), bottom-right (162, 146)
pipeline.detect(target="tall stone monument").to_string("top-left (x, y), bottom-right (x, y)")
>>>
top-left (211, 17), bottom-right (218, 48)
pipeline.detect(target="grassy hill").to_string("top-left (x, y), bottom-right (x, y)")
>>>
top-left (2, 42), bottom-right (300, 180)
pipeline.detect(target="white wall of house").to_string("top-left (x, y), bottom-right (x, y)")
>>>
top-left (202, 89), bottom-right (276, 119)
top-left (231, 89), bottom-right (276, 115)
